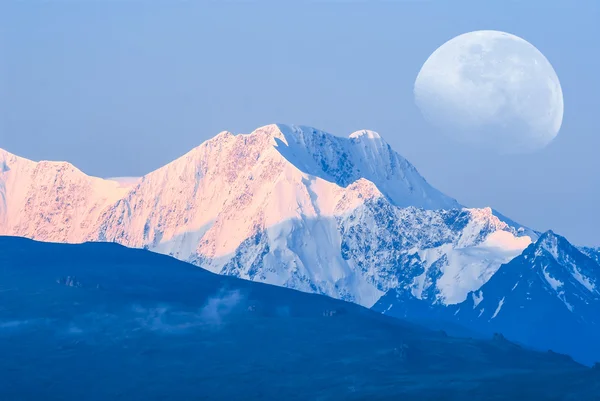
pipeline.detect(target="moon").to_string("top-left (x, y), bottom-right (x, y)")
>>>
top-left (414, 30), bottom-right (563, 153)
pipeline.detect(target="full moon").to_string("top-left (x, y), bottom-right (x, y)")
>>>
top-left (414, 30), bottom-right (563, 153)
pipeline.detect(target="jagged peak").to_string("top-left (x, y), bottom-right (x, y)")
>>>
top-left (535, 230), bottom-right (562, 258)
top-left (517, 230), bottom-right (585, 267)
top-left (183, 123), bottom-right (396, 167)
top-left (466, 206), bottom-right (494, 218)
top-left (250, 124), bottom-right (294, 145)
top-left (462, 207), bottom-right (509, 230)
top-left (3, 124), bottom-right (458, 213)
top-left (257, 124), bottom-right (387, 146)
top-left (188, 124), bottom-right (288, 154)
top-left (540, 229), bottom-right (557, 238)
top-left (165, 123), bottom-right (459, 210)
top-left (528, 230), bottom-right (590, 268)
top-left (248, 124), bottom-right (284, 137)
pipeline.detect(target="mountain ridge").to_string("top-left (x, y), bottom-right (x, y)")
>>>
top-left (4, 123), bottom-right (598, 365)
top-left (3, 236), bottom-right (599, 400)
top-left (0, 124), bottom-right (535, 308)
top-left (376, 230), bottom-right (600, 365)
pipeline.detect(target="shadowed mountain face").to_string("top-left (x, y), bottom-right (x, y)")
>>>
top-left (376, 231), bottom-right (600, 366)
top-left (582, 247), bottom-right (600, 266)
top-left (1, 237), bottom-right (600, 400)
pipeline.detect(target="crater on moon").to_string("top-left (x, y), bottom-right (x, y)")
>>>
top-left (414, 30), bottom-right (563, 153)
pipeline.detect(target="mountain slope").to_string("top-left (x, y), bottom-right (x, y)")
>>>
top-left (582, 246), bottom-right (600, 265)
top-left (377, 231), bottom-right (600, 365)
top-left (0, 148), bottom-right (132, 242)
top-left (455, 231), bottom-right (600, 365)
top-left (2, 237), bottom-right (600, 400)
top-left (0, 124), bottom-right (532, 307)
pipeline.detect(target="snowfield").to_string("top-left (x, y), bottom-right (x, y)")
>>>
top-left (1, 124), bottom-right (534, 307)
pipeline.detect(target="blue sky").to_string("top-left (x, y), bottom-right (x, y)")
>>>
top-left (0, 1), bottom-right (598, 245)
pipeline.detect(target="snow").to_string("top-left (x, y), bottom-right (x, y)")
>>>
top-left (491, 297), bottom-right (505, 320)
top-left (411, 268), bottom-right (431, 299)
top-left (558, 292), bottom-right (574, 312)
top-left (0, 124), bottom-right (535, 309)
top-left (472, 290), bottom-right (484, 308)
top-left (349, 129), bottom-right (382, 140)
top-left (572, 268), bottom-right (596, 293)
top-left (432, 227), bottom-right (531, 304)
top-left (537, 231), bottom-right (560, 260)
top-left (449, 230), bottom-right (600, 351)
top-left (542, 265), bottom-right (564, 291)
top-left (0, 149), bottom-right (133, 242)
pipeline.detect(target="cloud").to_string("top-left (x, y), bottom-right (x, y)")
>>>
top-left (200, 289), bottom-right (244, 327)
top-left (130, 288), bottom-right (245, 333)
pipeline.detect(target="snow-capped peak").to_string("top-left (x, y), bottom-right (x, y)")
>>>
top-left (274, 124), bottom-right (458, 209)
top-left (169, 124), bottom-right (457, 211)
top-left (349, 129), bottom-right (382, 140)
top-left (524, 231), bottom-right (599, 296)
top-left (0, 149), bottom-right (137, 242)
top-left (0, 124), bottom-right (536, 308)
top-left (469, 230), bottom-right (600, 316)
top-left (434, 226), bottom-right (600, 365)
top-left (535, 230), bottom-right (561, 260)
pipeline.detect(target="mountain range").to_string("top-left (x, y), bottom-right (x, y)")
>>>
top-left (376, 230), bottom-right (600, 364)
top-left (2, 237), bottom-right (600, 400)
top-left (1, 123), bottom-right (598, 364)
